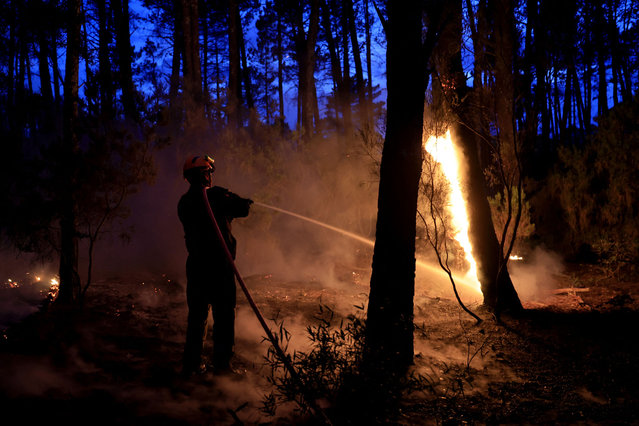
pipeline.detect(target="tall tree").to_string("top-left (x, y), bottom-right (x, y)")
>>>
top-left (281, 0), bottom-right (320, 140)
top-left (96, 0), bottom-right (114, 119)
top-left (113, 0), bottom-right (140, 121)
top-left (320, 0), bottom-right (343, 129)
top-left (276, 0), bottom-right (285, 126)
top-left (57, 0), bottom-right (83, 303)
top-left (364, 0), bottom-right (373, 122)
top-left (345, 0), bottom-right (364, 112)
top-left (434, 0), bottom-right (522, 314)
top-left (366, 0), bottom-right (426, 371)
top-left (169, 0), bottom-right (183, 119)
top-left (593, 0), bottom-right (609, 117)
top-left (181, 0), bottom-right (203, 123)
top-left (228, 0), bottom-right (242, 127)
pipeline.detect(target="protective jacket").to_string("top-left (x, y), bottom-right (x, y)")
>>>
top-left (178, 185), bottom-right (251, 261)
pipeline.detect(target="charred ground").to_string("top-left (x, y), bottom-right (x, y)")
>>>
top-left (0, 261), bottom-right (638, 425)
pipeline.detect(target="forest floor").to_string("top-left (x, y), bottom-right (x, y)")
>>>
top-left (0, 257), bottom-right (638, 425)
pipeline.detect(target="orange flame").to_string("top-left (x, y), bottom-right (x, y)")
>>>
top-left (424, 130), bottom-right (481, 293)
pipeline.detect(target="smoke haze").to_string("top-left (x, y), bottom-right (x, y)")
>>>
top-left (509, 247), bottom-right (564, 302)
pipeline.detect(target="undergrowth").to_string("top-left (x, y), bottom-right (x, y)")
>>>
top-left (260, 304), bottom-right (493, 424)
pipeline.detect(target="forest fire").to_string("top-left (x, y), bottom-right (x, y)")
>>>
top-left (423, 130), bottom-right (481, 293)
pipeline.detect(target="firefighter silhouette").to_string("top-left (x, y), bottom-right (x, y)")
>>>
top-left (178, 155), bottom-right (252, 375)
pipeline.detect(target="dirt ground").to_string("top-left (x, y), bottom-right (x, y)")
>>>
top-left (0, 260), bottom-right (638, 425)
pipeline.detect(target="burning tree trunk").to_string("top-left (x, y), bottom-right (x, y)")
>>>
top-left (435, 0), bottom-right (522, 314)
top-left (366, 0), bottom-right (426, 371)
top-left (452, 123), bottom-right (522, 313)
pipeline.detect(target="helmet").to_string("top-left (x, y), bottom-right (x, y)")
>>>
top-left (183, 155), bottom-right (215, 177)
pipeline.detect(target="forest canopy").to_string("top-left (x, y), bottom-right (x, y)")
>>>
top-left (1, 0), bottom-right (638, 296)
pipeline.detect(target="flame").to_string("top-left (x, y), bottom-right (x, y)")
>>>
top-left (424, 130), bottom-right (481, 293)
top-left (48, 277), bottom-right (60, 300)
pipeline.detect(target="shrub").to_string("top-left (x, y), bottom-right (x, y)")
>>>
top-left (547, 96), bottom-right (639, 274)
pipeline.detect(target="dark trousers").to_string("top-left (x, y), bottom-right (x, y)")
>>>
top-left (183, 256), bottom-right (236, 372)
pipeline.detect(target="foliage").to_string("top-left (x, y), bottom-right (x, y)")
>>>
top-left (262, 305), bottom-right (365, 418)
top-left (261, 304), bottom-right (433, 423)
top-left (1, 118), bottom-right (155, 301)
top-left (547, 97), bottom-right (639, 273)
top-left (488, 188), bottom-right (535, 256)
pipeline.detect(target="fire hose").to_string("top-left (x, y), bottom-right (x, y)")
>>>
top-left (200, 187), bottom-right (332, 425)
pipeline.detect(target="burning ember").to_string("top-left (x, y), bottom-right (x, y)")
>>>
top-left (423, 130), bottom-right (481, 293)
top-left (4, 279), bottom-right (20, 289)
top-left (2, 273), bottom-right (60, 300)
top-left (48, 277), bottom-right (60, 300)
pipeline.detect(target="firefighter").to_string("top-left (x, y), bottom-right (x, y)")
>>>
top-left (178, 155), bottom-right (252, 376)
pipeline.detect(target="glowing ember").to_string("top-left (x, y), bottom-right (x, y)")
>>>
top-left (48, 277), bottom-right (60, 300)
top-left (6, 279), bottom-right (20, 289)
top-left (424, 130), bottom-right (481, 292)
top-left (509, 255), bottom-right (524, 261)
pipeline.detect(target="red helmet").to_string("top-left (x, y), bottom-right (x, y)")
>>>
top-left (183, 155), bottom-right (215, 177)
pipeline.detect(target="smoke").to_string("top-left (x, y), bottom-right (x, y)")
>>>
top-left (0, 254), bottom-right (57, 330)
top-left (0, 355), bottom-right (76, 397)
top-left (509, 247), bottom-right (564, 301)
top-left (81, 126), bottom-right (380, 295)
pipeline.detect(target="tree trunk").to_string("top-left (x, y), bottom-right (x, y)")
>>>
top-left (276, 7), bottom-right (285, 126)
top-left (493, 0), bottom-right (515, 151)
top-left (214, 37), bottom-right (220, 107)
top-left (238, 8), bottom-right (253, 111)
top-left (228, 0), bottom-right (242, 127)
top-left (36, 15), bottom-right (53, 105)
top-left (594, 0), bottom-right (608, 116)
top-left (340, 0), bottom-right (352, 134)
top-left (465, 0), bottom-right (491, 169)
top-left (181, 0), bottom-right (204, 124)
top-left (607, 2), bottom-right (619, 106)
top-left (113, 0), bottom-right (138, 121)
top-left (58, 0), bottom-right (82, 304)
top-left (364, 0), bottom-right (373, 120)
top-left (169, 0), bottom-right (183, 118)
top-left (531, 1), bottom-right (550, 141)
top-left (366, 0), bottom-right (425, 372)
top-left (50, 31), bottom-right (62, 105)
top-left (8, 13), bottom-right (15, 113)
top-left (522, 0), bottom-right (538, 140)
top-left (201, 0), bottom-right (209, 115)
top-left (321, 0), bottom-right (343, 130)
top-left (346, 0), bottom-right (364, 108)
top-left (439, 0), bottom-right (522, 314)
top-left (35, 0), bottom-right (54, 130)
top-left (581, 0), bottom-right (594, 131)
top-left (295, 0), bottom-right (320, 141)
top-left (97, 0), bottom-right (114, 119)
